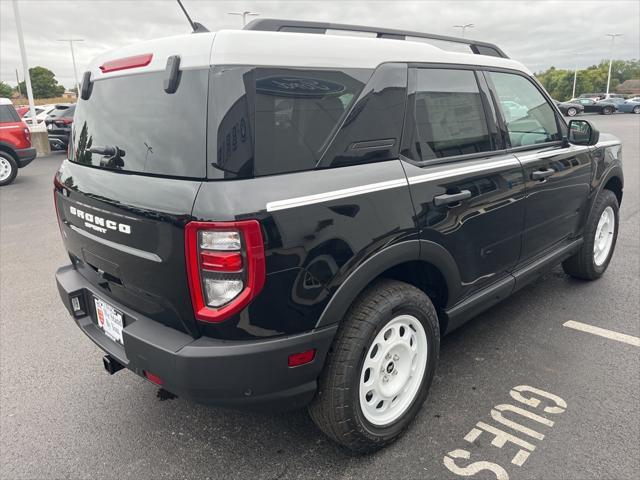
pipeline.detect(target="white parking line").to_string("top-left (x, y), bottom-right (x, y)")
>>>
top-left (563, 320), bottom-right (640, 347)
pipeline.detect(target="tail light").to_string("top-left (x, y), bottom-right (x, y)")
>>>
top-left (23, 126), bottom-right (31, 144)
top-left (185, 220), bottom-right (265, 323)
top-left (56, 118), bottom-right (73, 126)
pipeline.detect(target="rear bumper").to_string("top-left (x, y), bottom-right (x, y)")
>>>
top-left (56, 264), bottom-right (337, 411)
top-left (15, 147), bottom-right (36, 167)
top-left (48, 134), bottom-right (69, 149)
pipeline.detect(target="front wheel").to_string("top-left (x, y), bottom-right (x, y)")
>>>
top-left (562, 189), bottom-right (619, 280)
top-left (633, 105), bottom-right (640, 114)
top-left (309, 279), bottom-right (439, 453)
top-left (567, 107), bottom-right (578, 117)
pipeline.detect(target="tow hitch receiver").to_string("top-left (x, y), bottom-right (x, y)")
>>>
top-left (102, 355), bottom-right (124, 375)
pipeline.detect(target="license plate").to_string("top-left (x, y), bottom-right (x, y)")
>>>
top-left (94, 297), bottom-right (124, 344)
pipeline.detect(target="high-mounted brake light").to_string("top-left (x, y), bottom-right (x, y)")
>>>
top-left (185, 220), bottom-right (266, 323)
top-left (99, 53), bottom-right (153, 73)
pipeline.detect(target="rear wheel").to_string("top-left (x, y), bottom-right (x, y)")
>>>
top-left (309, 279), bottom-right (439, 453)
top-left (0, 152), bottom-right (18, 186)
top-left (633, 105), bottom-right (640, 114)
top-left (562, 190), bottom-right (619, 280)
top-left (602, 106), bottom-right (614, 115)
top-left (567, 107), bottom-right (578, 117)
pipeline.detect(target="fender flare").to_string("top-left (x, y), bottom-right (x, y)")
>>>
top-left (315, 239), bottom-right (461, 328)
top-left (0, 141), bottom-right (18, 160)
top-left (588, 163), bottom-right (624, 219)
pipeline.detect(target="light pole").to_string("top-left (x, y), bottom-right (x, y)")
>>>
top-left (453, 23), bottom-right (474, 38)
top-left (605, 33), bottom-right (622, 96)
top-left (11, 0), bottom-right (36, 126)
top-left (58, 39), bottom-right (84, 94)
top-left (571, 53), bottom-right (582, 100)
top-left (227, 11), bottom-right (259, 27)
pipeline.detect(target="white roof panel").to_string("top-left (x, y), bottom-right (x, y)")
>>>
top-left (86, 28), bottom-right (530, 80)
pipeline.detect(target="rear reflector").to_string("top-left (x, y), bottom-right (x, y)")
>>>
top-left (288, 349), bottom-right (316, 367)
top-left (143, 371), bottom-right (163, 385)
top-left (100, 53), bottom-right (153, 73)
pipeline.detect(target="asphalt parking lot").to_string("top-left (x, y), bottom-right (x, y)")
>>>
top-left (1, 113), bottom-right (638, 480)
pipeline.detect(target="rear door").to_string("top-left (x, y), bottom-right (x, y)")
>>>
top-left (401, 66), bottom-right (526, 301)
top-left (55, 65), bottom-right (210, 336)
top-left (486, 70), bottom-right (592, 261)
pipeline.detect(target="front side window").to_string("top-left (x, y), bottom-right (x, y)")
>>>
top-left (488, 71), bottom-right (561, 147)
top-left (404, 68), bottom-right (493, 162)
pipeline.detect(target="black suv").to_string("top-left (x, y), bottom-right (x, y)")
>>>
top-left (54, 20), bottom-right (624, 452)
top-left (46, 104), bottom-right (75, 150)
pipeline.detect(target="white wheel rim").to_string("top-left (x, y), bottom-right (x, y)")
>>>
top-left (568, 108), bottom-right (576, 116)
top-left (0, 157), bottom-right (12, 182)
top-left (359, 314), bottom-right (428, 426)
top-left (593, 206), bottom-right (615, 266)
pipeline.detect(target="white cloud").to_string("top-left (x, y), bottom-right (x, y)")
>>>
top-left (1, 0), bottom-right (638, 88)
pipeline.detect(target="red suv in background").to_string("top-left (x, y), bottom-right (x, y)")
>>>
top-left (0, 98), bottom-right (36, 186)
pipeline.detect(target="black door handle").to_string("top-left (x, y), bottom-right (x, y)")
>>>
top-left (433, 189), bottom-right (472, 207)
top-left (531, 168), bottom-right (555, 181)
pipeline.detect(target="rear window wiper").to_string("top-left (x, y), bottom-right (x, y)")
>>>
top-left (89, 145), bottom-right (126, 169)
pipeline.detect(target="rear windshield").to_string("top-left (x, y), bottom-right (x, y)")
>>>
top-left (70, 69), bottom-right (208, 178)
top-left (208, 66), bottom-right (372, 178)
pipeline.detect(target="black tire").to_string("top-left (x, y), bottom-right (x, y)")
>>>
top-left (602, 106), bottom-right (614, 115)
top-left (562, 189), bottom-right (619, 280)
top-left (567, 107), bottom-right (578, 117)
top-left (0, 151), bottom-right (18, 186)
top-left (633, 106), bottom-right (640, 114)
top-left (308, 279), bottom-right (439, 453)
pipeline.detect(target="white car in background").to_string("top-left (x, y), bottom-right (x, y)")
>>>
top-left (21, 104), bottom-right (56, 124)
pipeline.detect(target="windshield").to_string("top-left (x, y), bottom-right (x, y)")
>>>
top-left (70, 69), bottom-right (208, 178)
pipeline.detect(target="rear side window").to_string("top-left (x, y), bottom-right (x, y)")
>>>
top-left (57, 105), bottom-right (75, 118)
top-left (49, 106), bottom-right (70, 118)
top-left (209, 67), bottom-right (371, 178)
top-left (404, 68), bottom-right (493, 162)
top-left (487, 71), bottom-right (561, 148)
top-left (0, 105), bottom-right (20, 123)
top-left (70, 70), bottom-right (208, 178)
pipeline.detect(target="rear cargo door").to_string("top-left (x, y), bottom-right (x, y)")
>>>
top-left (55, 52), bottom-right (212, 336)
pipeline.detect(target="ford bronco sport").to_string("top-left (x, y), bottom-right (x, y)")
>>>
top-left (54, 19), bottom-right (624, 452)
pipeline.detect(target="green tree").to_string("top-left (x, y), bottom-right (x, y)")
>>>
top-left (17, 66), bottom-right (65, 98)
top-left (0, 81), bottom-right (14, 98)
top-left (535, 59), bottom-right (640, 101)
top-left (75, 122), bottom-right (93, 165)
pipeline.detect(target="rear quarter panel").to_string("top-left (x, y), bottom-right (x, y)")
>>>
top-left (192, 160), bottom-right (417, 338)
top-left (0, 122), bottom-right (29, 150)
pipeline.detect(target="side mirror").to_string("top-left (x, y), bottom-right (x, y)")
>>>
top-left (568, 119), bottom-right (599, 146)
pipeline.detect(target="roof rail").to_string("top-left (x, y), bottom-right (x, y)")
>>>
top-left (243, 18), bottom-right (508, 59)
